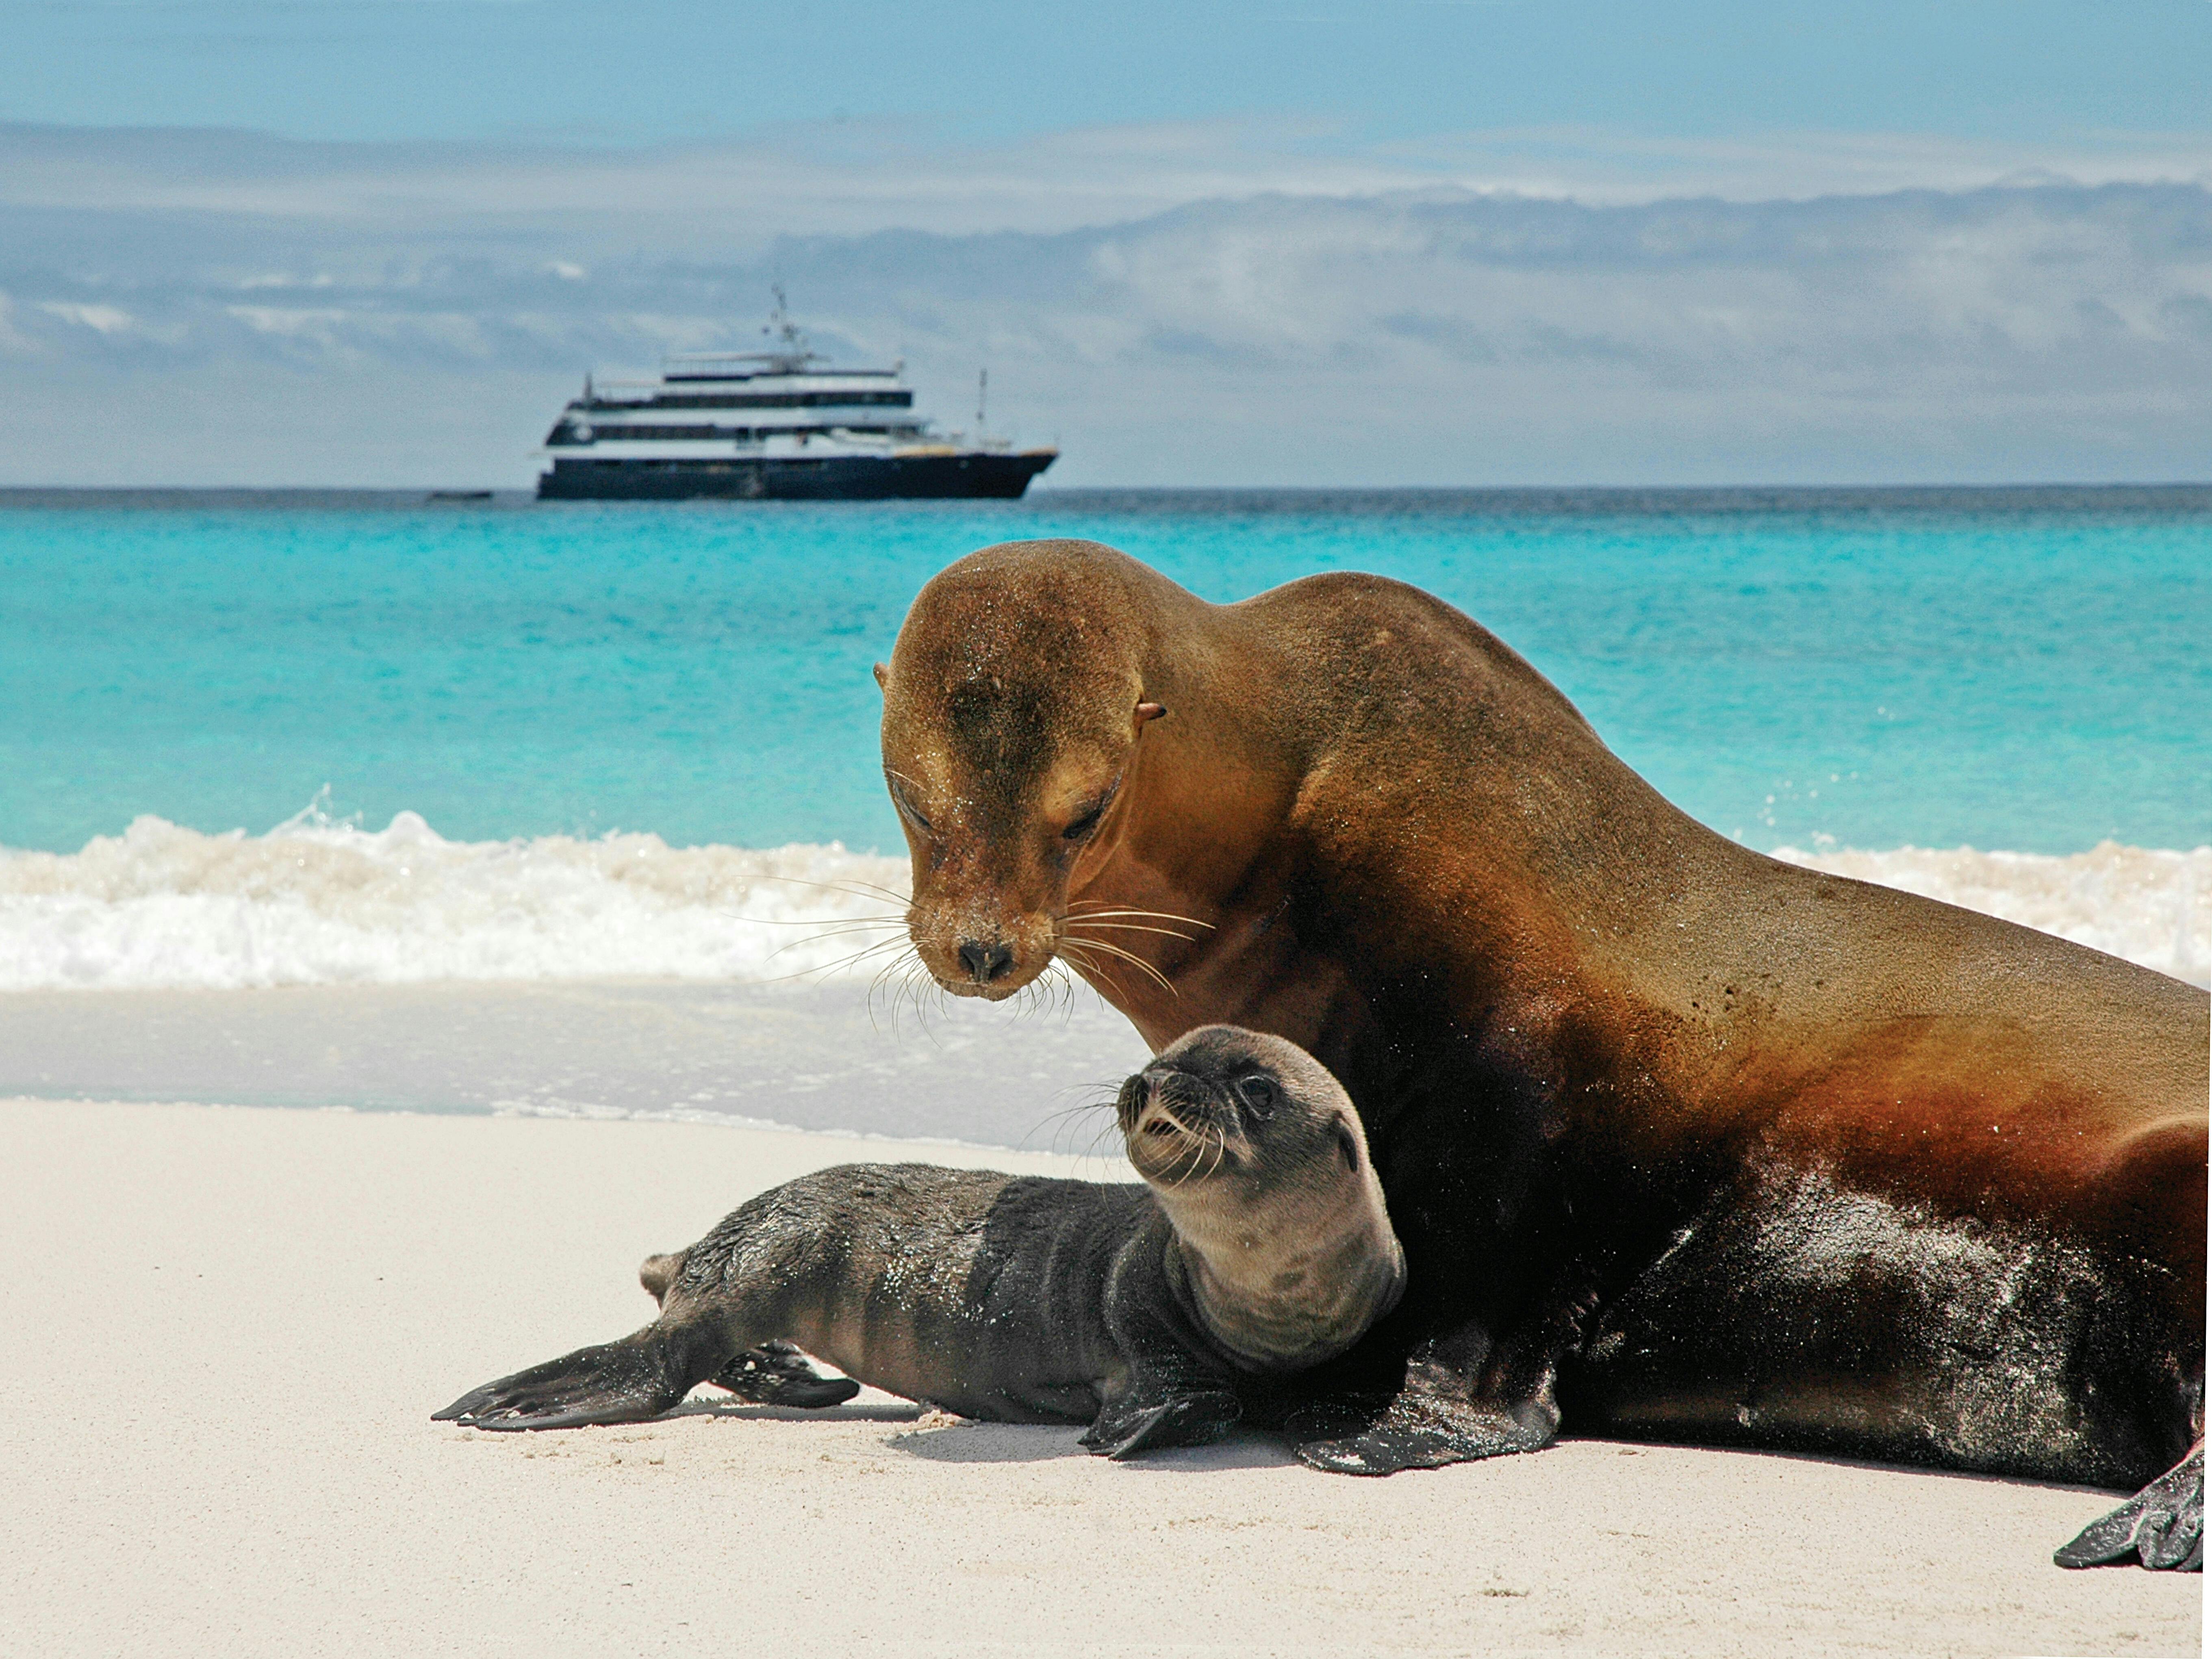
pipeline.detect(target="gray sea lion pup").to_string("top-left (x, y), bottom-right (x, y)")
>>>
top-left (435, 1027), bottom-right (1405, 1457)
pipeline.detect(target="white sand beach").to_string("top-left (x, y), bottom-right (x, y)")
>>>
top-left (4, 1097), bottom-right (2199, 1659)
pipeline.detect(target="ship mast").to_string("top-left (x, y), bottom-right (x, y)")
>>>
top-left (761, 284), bottom-right (814, 374)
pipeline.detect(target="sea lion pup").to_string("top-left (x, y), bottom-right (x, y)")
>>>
top-left (436, 1027), bottom-right (1405, 1457)
top-left (873, 537), bottom-right (2207, 1570)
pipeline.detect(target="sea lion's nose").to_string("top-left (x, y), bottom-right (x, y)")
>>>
top-left (957, 939), bottom-right (1015, 983)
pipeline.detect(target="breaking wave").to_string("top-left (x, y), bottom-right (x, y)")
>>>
top-left (1, 810), bottom-right (2203, 991)
top-left (0, 808), bottom-right (912, 991)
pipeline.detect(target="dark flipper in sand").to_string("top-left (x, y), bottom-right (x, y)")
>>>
top-left (435, 1327), bottom-right (721, 1431)
top-left (2055, 1448), bottom-right (2204, 1572)
top-left (1079, 1388), bottom-right (1242, 1461)
top-left (1288, 1388), bottom-right (1555, 1476)
top-left (710, 1340), bottom-right (861, 1409)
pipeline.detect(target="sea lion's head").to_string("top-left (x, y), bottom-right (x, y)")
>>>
top-left (1116, 1025), bottom-right (1405, 1372)
top-left (877, 540), bottom-right (1168, 1000)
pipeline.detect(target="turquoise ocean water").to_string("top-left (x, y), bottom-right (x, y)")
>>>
top-left (2, 486), bottom-right (2206, 858)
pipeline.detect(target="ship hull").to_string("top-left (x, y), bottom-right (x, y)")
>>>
top-left (536, 451), bottom-right (1055, 502)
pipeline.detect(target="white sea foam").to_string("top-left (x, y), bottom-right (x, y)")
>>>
top-left (2, 812), bottom-right (2204, 991)
top-left (0, 809), bottom-right (913, 991)
top-left (1769, 841), bottom-right (2209, 988)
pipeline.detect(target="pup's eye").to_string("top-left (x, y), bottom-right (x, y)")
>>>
top-left (1236, 1074), bottom-right (1277, 1114)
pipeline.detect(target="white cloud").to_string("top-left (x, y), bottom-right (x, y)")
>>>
top-left (39, 300), bottom-right (136, 333)
top-left (1, 120), bottom-right (2207, 486)
top-left (4, 118), bottom-right (2206, 248)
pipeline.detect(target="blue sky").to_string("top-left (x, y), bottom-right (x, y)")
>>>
top-left (14, 0), bottom-right (2209, 149)
top-left (3, 0), bottom-right (2208, 485)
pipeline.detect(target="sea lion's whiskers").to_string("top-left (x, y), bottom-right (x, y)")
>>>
top-left (1011, 966), bottom-right (1076, 1026)
top-left (883, 961), bottom-right (927, 1039)
top-left (1058, 935), bottom-right (1176, 997)
top-left (1020, 961), bottom-right (1079, 1025)
top-left (736, 871), bottom-right (915, 907)
top-left (864, 947), bottom-right (930, 1036)
top-left (1146, 1107), bottom-right (1219, 1189)
top-left (758, 936), bottom-right (911, 979)
top-left (758, 919), bottom-right (907, 941)
top-left (1062, 919), bottom-right (1200, 944)
top-left (766, 928), bottom-right (909, 965)
top-left (719, 911), bottom-right (908, 927)
top-left (1165, 1132), bottom-right (1213, 1189)
top-left (1053, 941), bottom-right (1132, 1003)
top-left (896, 961), bottom-right (951, 1042)
top-left (1065, 903), bottom-right (1215, 932)
top-left (1023, 1093), bottom-right (1119, 1157)
top-left (1048, 960), bottom-right (1095, 1021)
top-left (1168, 1126), bottom-right (1214, 1189)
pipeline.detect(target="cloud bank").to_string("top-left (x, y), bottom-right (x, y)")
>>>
top-left (4, 122), bottom-right (2208, 485)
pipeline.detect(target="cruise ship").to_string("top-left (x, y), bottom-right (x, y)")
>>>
top-left (536, 294), bottom-right (1057, 501)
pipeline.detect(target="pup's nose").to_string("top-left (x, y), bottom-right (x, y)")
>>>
top-left (957, 939), bottom-right (1015, 983)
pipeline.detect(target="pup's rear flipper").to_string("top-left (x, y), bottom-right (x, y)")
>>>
top-left (434, 1328), bottom-right (716, 1431)
top-left (2055, 1447), bottom-right (2204, 1572)
top-left (711, 1340), bottom-right (861, 1409)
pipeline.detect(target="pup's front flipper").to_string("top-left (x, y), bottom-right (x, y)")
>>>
top-left (711, 1340), bottom-right (861, 1409)
top-left (1081, 1388), bottom-right (1242, 1461)
top-left (2055, 1447), bottom-right (2204, 1572)
top-left (435, 1327), bottom-right (719, 1431)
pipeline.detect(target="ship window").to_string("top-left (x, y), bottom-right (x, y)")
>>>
top-left (638, 391), bottom-right (914, 411)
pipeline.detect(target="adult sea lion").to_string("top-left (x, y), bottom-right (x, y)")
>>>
top-left (874, 537), bottom-right (2208, 1570)
top-left (436, 1027), bottom-right (1405, 1455)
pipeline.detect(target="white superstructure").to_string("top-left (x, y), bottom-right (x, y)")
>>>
top-left (537, 293), bottom-right (1056, 501)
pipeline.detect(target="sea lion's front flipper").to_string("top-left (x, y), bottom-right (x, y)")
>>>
top-left (2055, 1446), bottom-right (2205, 1571)
top-left (434, 1324), bottom-right (726, 1431)
top-left (710, 1340), bottom-right (862, 1409)
top-left (1080, 1386), bottom-right (1242, 1461)
top-left (1287, 1303), bottom-right (1570, 1477)
top-left (1287, 1387), bottom-right (1554, 1475)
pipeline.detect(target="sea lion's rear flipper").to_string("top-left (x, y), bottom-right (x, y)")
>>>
top-left (1288, 1388), bottom-right (1556, 1476)
top-left (2054, 1446), bottom-right (2204, 1571)
top-left (433, 1324), bottom-right (727, 1431)
top-left (710, 1340), bottom-right (862, 1409)
top-left (1080, 1387), bottom-right (1242, 1461)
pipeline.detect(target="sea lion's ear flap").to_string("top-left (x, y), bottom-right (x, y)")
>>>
top-left (1134, 701), bottom-right (1168, 730)
top-left (873, 662), bottom-right (890, 692)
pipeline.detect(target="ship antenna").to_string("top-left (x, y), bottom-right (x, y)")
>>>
top-left (763, 284), bottom-right (811, 371)
top-left (977, 367), bottom-right (988, 434)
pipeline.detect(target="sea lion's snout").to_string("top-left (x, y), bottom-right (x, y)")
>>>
top-left (956, 938), bottom-right (1016, 985)
top-left (901, 896), bottom-right (1061, 1000)
top-left (1117, 1062), bottom-right (1241, 1183)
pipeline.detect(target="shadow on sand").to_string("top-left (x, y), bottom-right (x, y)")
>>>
top-left (892, 1420), bottom-right (1300, 1471)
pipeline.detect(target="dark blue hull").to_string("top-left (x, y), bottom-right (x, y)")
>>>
top-left (537, 450), bottom-right (1056, 501)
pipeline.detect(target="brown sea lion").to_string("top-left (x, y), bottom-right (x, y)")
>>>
top-left (435, 1027), bottom-right (1404, 1455)
top-left (873, 537), bottom-right (2208, 1570)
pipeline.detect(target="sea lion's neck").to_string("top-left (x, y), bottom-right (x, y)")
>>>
top-left (1155, 1184), bottom-right (1406, 1375)
top-left (1096, 588), bottom-right (1744, 1077)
